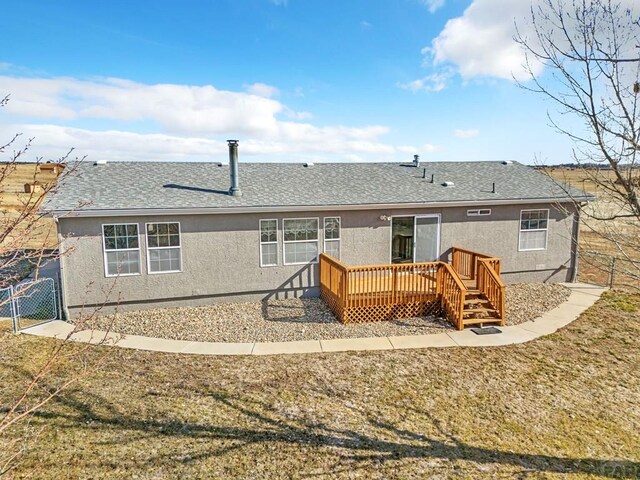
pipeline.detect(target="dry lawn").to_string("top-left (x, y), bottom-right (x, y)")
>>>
top-left (1, 292), bottom-right (639, 479)
top-left (0, 163), bottom-right (60, 250)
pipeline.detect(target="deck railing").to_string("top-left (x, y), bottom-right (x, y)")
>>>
top-left (452, 246), bottom-right (501, 278)
top-left (452, 246), bottom-right (505, 325)
top-left (320, 250), bottom-right (504, 329)
top-left (318, 253), bottom-right (349, 322)
top-left (437, 262), bottom-right (467, 330)
top-left (319, 254), bottom-right (440, 324)
top-left (477, 259), bottom-right (506, 321)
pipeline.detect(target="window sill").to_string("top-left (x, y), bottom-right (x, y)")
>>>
top-left (283, 261), bottom-right (319, 266)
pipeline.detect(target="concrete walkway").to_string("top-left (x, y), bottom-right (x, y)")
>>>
top-left (21, 282), bottom-right (606, 356)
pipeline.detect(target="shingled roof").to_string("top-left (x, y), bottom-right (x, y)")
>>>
top-left (45, 160), bottom-right (592, 215)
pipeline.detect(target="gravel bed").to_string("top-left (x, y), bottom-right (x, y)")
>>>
top-left (82, 283), bottom-right (572, 343)
top-left (505, 282), bottom-right (571, 326)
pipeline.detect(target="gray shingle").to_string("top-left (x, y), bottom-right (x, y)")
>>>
top-left (45, 160), bottom-right (591, 212)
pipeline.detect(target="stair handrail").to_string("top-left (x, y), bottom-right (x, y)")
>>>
top-left (452, 246), bottom-right (502, 278)
top-left (477, 258), bottom-right (506, 324)
top-left (438, 262), bottom-right (467, 330)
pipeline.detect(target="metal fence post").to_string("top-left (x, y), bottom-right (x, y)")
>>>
top-left (609, 256), bottom-right (617, 288)
top-left (10, 285), bottom-right (18, 333)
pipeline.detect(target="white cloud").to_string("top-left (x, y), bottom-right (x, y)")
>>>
top-left (360, 20), bottom-right (372, 29)
top-left (424, 0), bottom-right (640, 82)
top-left (420, 143), bottom-right (439, 152)
top-left (0, 123), bottom-right (425, 163)
top-left (421, 0), bottom-right (445, 14)
top-left (245, 82), bottom-right (280, 98)
top-left (398, 70), bottom-right (453, 92)
top-left (283, 107), bottom-right (313, 120)
top-left (0, 75), bottom-right (285, 136)
top-left (427, 0), bottom-right (535, 80)
top-left (454, 129), bottom-right (479, 138)
top-left (0, 74), bottom-right (440, 162)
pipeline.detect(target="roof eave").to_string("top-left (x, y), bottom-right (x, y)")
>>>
top-left (47, 196), bottom-right (592, 219)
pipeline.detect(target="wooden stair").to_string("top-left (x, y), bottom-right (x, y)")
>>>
top-left (461, 288), bottom-right (502, 327)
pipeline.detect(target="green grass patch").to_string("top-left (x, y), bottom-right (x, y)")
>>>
top-left (602, 291), bottom-right (640, 313)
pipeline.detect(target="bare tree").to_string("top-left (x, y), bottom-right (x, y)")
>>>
top-left (515, 0), bottom-right (640, 288)
top-left (0, 95), bottom-right (117, 475)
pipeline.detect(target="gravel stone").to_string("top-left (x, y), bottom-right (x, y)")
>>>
top-left (505, 283), bottom-right (571, 326)
top-left (82, 283), bottom-right (571, 343)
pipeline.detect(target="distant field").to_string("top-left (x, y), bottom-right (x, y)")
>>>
top-left (0, 163), bottom-right (61, 250)
top-left (544, 167), bottom-right (639, 288)
top-left (542, 167), bottom-right (622, 194)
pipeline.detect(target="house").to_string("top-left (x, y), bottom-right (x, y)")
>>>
top-left (44, 141), bottom-right (592, 322)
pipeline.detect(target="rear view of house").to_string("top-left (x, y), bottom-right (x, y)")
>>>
top-left (45, 142), bottom-right (591, 325)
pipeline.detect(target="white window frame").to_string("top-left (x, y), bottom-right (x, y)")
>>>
top-left (323, 216), bottom-right (341, 260)
top-left (102, 223), bottom-right (142, 278)
top-left (259, 219), bottom-right (278, 267)
top-left (283, 217), bottom-right (320, 266)
top-left (518, 209), bottom-right (549, 252)
top-left (467, 208), bottom-right (491, 217)
top-left (145, 221), bottom-right (183, 274)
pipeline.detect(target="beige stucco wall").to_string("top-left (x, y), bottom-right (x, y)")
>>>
top-left (59, 202), bottom-right (578, 314)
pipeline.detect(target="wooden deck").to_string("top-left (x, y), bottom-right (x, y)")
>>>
top-left (319, 247), bottom-right (506, 330)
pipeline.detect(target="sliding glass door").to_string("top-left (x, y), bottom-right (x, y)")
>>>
top-left (391, 215), bottom-right (440, 264)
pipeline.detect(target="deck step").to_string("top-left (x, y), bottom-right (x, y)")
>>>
top-left (464, 290), bottom-right (483, 299)
top-left (464, 298), bottom-right (492, 306)
top-left (463, 307), bottom-right (497, 314)
top-left (462, 317), bottom-right (503, 326)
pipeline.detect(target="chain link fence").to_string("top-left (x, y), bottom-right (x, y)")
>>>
top-left (0, 278), bottom-right (58, 332)
top-left (578, 250), bottom-right (640, 290)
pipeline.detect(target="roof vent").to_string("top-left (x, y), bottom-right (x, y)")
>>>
top-left (413, 154), bottom-right (420, 167)
top-left (93, 160), bottom-right (108, 166)
top-left (502, 160), bottom-right (513, 165)
top-left (227, 140), bottom-right (242, 197)
top-left (303, 162), bottom-right (314, 167)
top-left (215, 162), bottom-right (222, 167)
top-left (442, 181), bottom-right (455, 187)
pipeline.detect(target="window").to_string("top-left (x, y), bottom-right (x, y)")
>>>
top-left (519, 209), bottom-right (549, 251)
top-left (283, 218), bottom-right (319, 265)
top-left (102, 224), bottom-right (141, 276)
top-left (260, 219), bottom-right (278, 267)
top-left (324, 217), bottom-right (341, 259)
top-left (146, 222), bottom-right (182, 273)
top-left (467, 208), bottom-right (491, 216)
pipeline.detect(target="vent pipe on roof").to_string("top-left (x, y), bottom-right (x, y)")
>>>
top-left (492, 182), bottom-right (496, 193)
top-left (413, 154), bottom-right (420, 167)
top-left (227, 140), bottom-right (242, 197)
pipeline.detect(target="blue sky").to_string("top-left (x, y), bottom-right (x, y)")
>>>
top-left (0, 0), bottom-right (591, 164)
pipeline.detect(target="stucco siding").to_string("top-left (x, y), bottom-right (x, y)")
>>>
top-left (59, 203), bottom-right (577, 314)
